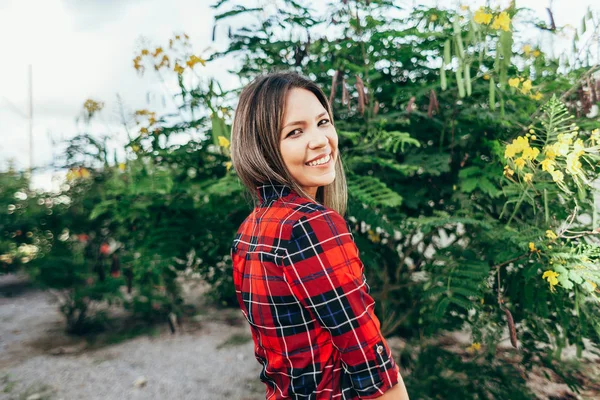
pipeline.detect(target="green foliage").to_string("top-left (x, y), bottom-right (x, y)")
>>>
top-left (2, 0), bottom-right (600, 397)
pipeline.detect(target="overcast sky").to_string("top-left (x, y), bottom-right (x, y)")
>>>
top-left (0, 0), bottom-right (596, 191)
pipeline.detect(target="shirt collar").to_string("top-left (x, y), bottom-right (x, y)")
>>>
top-left (256, 183), bottom-right (294, 204)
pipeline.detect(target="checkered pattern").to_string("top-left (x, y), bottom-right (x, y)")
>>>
top-left (231, 183), bottom-right (400, 399)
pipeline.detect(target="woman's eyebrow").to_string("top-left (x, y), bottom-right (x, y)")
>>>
top-left (281, 111), bottom-right (328, 131)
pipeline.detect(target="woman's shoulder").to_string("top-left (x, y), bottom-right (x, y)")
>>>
top-left (286, 200), bottom-right (352, 239)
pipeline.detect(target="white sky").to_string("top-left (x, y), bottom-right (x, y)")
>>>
top-left (0, 0), bottom-right (596, 191)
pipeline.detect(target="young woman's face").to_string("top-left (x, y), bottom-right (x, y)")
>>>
top-left (279, 88), bottom-right (338, 199)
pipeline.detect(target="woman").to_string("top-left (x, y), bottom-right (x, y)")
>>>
top-left (230, 72), bottom-right (409, 400)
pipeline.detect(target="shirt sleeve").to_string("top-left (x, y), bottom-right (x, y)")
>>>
top-left (281, 208), bottom-right (400, 399)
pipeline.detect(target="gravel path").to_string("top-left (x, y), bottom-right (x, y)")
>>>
top-left (0, 274), bottom-right (264, 400)
top-left (3, 273), bottom-right (600, 400)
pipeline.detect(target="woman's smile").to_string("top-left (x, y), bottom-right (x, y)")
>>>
top-left (305, 152), bottom-right (333, 167)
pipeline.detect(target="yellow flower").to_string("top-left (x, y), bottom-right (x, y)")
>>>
top-left (540, 158), bottom-right (555, 172)
top-left (522, 44), bottom-right (532, 56)
top-left (132, 145), bottom-right (140, 153)
top-left (474, 8), bottom-right (493, 25)
top-left (467, 342), bottom-right (481, 353)
top-left (118, 163), bottom-right (126, 172)
top-left (483, 74), bottom-right (490, 80)
top-left (218, 136), bottom-right (230, 149)
top-left (521, 146), bottom-right (539, 160)
top-left (520, 80), bottom-right (533, 94)
top-left (565, 153), bottom-right (582, 175)
top-left (133, 55), bottom-right (143, 73)
top-left (503, 165), bottom-right (514, 177)
top-left (533, 50), bottom-right (541, 57)
top-left (542, 270), bottom-right (559, 292)
top-left (152, 47), bottom-right (163, 57)
top-left (140, 127), bottom-right (149, 135)
top-left (530, 92), bottom-right (543, 101)
top-left (491, 11), bottom-right (511, 31)
top-left (430, 14), bottom-right (438, 22)
top-left (141, 49), bottom-right (149, 56)
top-left (573, 138), bottom-right (585, 156)
top-left (367, 229), bottom-right (381, 243)
top-left (508, 77), bottom-right (520, 88)
top-left (225, 161), bottom-right (232, 172)
top-left (523, 173), bottom-right (533, 183)
top-left (66, 169), bottom-right (76, 181)
top-left (514, 157), bottom-right (526, 170)
top-left (544, 144), bottom-right (558, 160)
top-left (557, 133), bottom-right (573, 144)
top-left (186, 55), bottom-right (206, 69)
top-left (591, 129), bottom-right (600, 145)
top-left (504, 136), bottom-right (529, 158)
top-left (79, 168), bottom-right (91, 178)
top-left (545, 230), bottom-right (558, 240)
top-left (174, 63), bottom-right (185, 75)
top-left (556, 142), bottom-right (570, 156)
top-left (550, 170), bottom-right (564, 182)
top-left (529, 242), bottom-right (536, 252)
top-left (83, 99), bottom-right (104, 116)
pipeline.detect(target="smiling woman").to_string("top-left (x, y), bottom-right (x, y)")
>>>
top-left (279, 88), bottom-right (338, 199)
top-left (230, 72), bottom-right (347, 214)
top-left (229, 72), bottom-right (409, 400)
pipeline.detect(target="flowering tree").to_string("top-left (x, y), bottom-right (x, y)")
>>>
top-left (210, 0), bottom-right (600, 397)
top-left (2, 0), bottom-right (600, 397)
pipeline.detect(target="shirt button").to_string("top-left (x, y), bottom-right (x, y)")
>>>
top-left (377, 345), bottom-right (384, 354)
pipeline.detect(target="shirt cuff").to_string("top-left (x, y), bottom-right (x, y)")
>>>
top-left (347, 339), bottom-right (400, 399)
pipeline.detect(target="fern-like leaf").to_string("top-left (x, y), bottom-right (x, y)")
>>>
top-left (347, 174), bottom-right (403, 208)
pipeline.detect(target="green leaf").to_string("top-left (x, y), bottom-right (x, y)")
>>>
top-left (377, 130), bottom-right (421, 153)
top-left (568, 270), bottom-right (584, 285)
top-left (558, 273), bottom-right (574, 290)
top-left (347, 174), bottom-right (403, 208)
top-left (214, 6), bottom-right (262, 21)
top-left (90, 200), bottom-right (118, 220)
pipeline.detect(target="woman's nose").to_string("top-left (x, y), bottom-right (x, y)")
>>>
top-left (309, 131), bottom-right (328, 148)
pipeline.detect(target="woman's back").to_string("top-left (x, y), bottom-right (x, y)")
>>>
top-left (231, 183), bottom-right (400, 399)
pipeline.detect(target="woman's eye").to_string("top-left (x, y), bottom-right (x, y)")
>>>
top-left (287, 129), bottom-right (301, 138)
top-left (319, 119), bottom-right (330, 126)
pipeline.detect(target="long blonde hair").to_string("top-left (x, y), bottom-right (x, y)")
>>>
top-left (230, 72), bottom-right (347, 216)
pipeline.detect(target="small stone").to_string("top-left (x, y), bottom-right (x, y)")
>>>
top-left (133, 376), bottom-right (148, 388)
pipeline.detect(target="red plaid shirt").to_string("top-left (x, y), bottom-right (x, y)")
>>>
top-left (231, 183), bottom-right (400, 399)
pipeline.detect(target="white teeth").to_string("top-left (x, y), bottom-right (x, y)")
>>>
top-left (307, 154), bottom-right (331, 166)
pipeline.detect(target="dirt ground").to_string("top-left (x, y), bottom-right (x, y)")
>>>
top-left (0, 273), bottom-right (264, 400)
top-left (1, 272), bottom-right (599, 400)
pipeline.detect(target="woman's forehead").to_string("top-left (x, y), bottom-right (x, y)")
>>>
top-left (283, 88), bottom-right (327, 120)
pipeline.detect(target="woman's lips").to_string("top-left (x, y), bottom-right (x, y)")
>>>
top-left (305, 153), bottom-right (332, 167)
